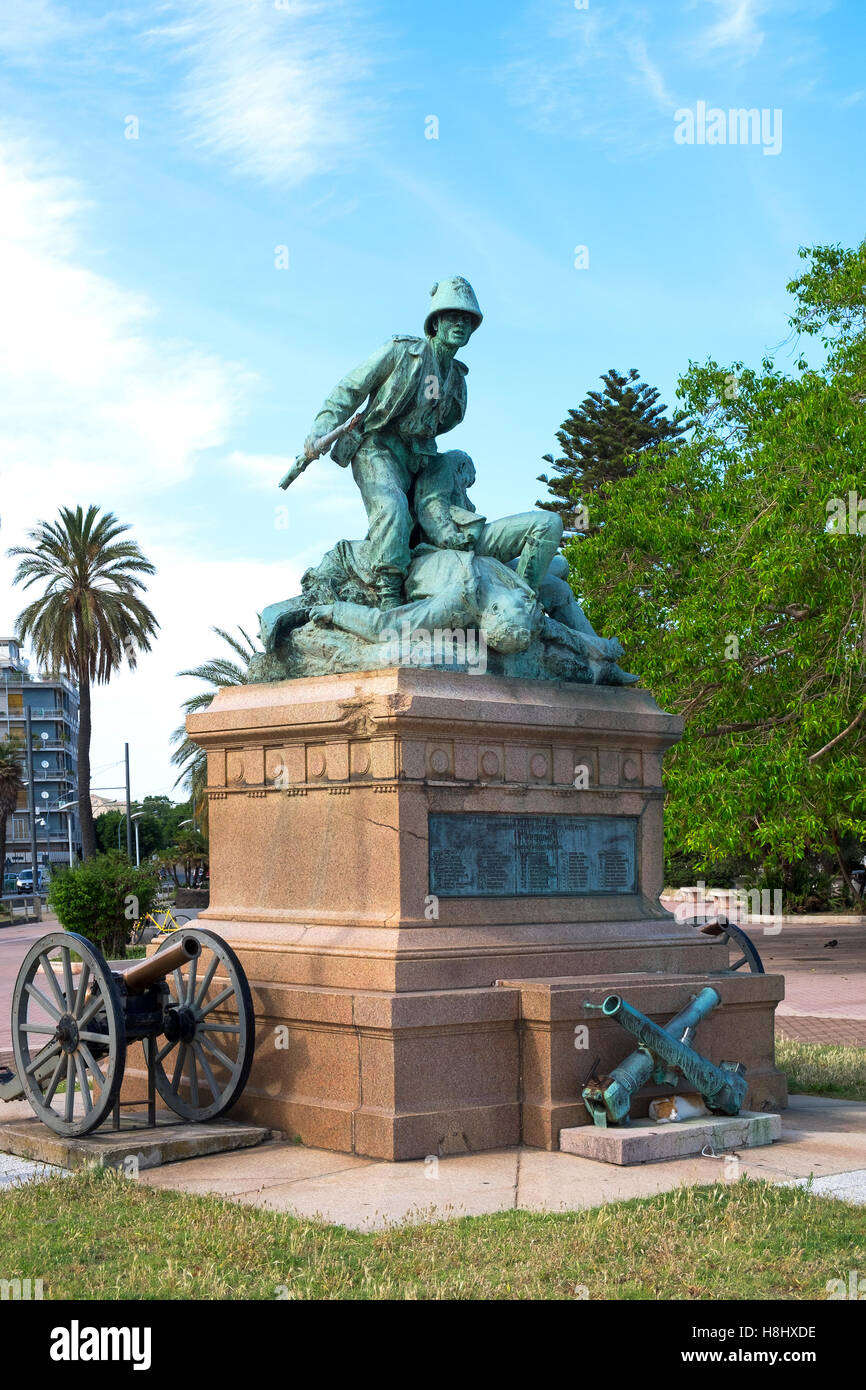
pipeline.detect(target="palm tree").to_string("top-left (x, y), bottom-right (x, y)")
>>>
top-left (9, 505), bottom-right (158, 859)
top-left (171, 627), bottom-right (260, 832)
top-left (0, 739), bottom-right (25, 884)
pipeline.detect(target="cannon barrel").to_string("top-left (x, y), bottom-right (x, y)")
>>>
top-left (601, 986), bottom-right (720, 1041)
top-left (121, 935), bottom-right (201, 996)
top-left (596, 988), bottom-right (747, 1116)
top-left (582, 989), bottom-right (723, 1125)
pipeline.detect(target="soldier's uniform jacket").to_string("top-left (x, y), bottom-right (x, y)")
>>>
top-left (310, 335), bottom-right (468, 465)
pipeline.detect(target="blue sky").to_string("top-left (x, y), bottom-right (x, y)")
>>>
top-left (1, 0), bottom-right (864, 798)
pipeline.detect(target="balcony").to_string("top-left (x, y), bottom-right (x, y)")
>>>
top-left (2, 707), bottom-right (76, 722)
top-left (0, 731), bottom-right (76, 748)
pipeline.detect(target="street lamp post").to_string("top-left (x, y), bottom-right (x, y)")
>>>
top-left (178, 818), bottom-right (199, 887)
top-left (125, 743), bottom-right (133, 861)
top-left (131, 811), bottom-right (145, 867)
top-left (57, 800), bottom-right (77, 866)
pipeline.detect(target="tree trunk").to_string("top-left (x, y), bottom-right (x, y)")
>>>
top-left (77, 661), bottom-right (97, 860)
top-left (109, 924), bottom-right (127, 960)
top-left (0, 809), bottom-right (8, 884)
top-left (830, 828), bottom-right (855, 902)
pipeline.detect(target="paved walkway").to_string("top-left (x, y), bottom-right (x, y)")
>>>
top-left (776, 1017), bottom-right (866, 1046)
top-left (0, 917), bottom-right (54, 1060)
top-left (0, 1152), bottom-right (67, 1190)
top-left (755, 915), bottom-right (866, 1045)
top-left (135, 1095), bottom-right (866, 1229)
top-left (2, 1095), bottom-right (861, 1230)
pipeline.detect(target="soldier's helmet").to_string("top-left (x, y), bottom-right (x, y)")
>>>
top-left (424, 277), bottom-right (483, 336)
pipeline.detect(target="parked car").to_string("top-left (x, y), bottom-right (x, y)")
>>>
top-left (14, 868), bottom-right (47, 893)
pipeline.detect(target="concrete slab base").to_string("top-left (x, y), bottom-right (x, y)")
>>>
top-left (560, 1110), bottom-right (782, 1165)
top-left (0, 1114), bottom-right (270, 1172)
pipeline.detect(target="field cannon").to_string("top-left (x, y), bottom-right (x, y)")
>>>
top-left (0, 928), bottom-right (254, 1137)
top-left (581, 987), bottom-right (748, 1128)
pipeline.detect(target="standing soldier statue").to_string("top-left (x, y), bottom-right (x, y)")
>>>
top-left (281, 277), bottom-right (483, 609)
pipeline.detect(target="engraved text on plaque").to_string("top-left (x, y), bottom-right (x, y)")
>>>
top-left (428, 813), bottom-right (638, 898)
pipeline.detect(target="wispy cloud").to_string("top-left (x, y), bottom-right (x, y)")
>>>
top-left (147, 0), bottom-right (385, 186)
top-left (626, 37), bottom-right (675, 110)
top-left (497, 0), bottom-right (831, 150)
top-left (0, 139), bottom-right (249, 535)
top-left (0, 0), bottom-right (78, 56)
top-left (223, 450), bottom-right (366, 523)
top-left (689, 0), bottom-right (768, 62)
top-left (497, 1), bottom-right (678, 151)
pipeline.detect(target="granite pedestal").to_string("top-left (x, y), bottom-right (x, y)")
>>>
top-left (177, 668), bottom-right (785, 1160)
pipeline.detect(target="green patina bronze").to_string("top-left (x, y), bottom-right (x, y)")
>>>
top-left (581, 989), bottom-right (749, 1128)
top-left (254, 277), bottom-right (636, 685)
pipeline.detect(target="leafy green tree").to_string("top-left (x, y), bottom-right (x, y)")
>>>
top-left (538, 368), bottom-right (692, 529)
top-left (159, 829), bottom-right (208, 889)
top-left (140, 794), bottom-right (191, 843)
top-left (95, 807), bottom-right (164, 860)
top-left (48, 852), bottom-right (159, 958)
top-left (9, 506), bottom-right (158, 860)
top-left (0, 739), bottom-right (25, 879)
top-left (170, 627), bottom-right (260, 833)
top-left (564, 240), bottom-right (866, 894)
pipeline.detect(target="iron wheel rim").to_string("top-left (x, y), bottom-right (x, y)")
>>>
top-left (153, 928), bottom-right (254, 1121)
top-left (12, 931), bottom-right (126, 1137)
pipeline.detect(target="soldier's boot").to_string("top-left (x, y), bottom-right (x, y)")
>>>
top-left (375, 571), bottom-right (404, 611)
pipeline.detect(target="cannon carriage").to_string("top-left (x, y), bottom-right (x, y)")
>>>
top-left (0, 928), bottom-right (254, 1137)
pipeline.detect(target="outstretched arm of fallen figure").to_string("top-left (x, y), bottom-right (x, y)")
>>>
top-left (541, 614), bottom-right (624, 664)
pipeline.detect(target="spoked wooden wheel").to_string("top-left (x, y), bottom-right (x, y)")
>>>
top-left (701, 918), bottom-right (765, 973)
top-left (11, 931), bottom-right (126, 1136)
top-left (153, 928), bottom-right (254, 1121)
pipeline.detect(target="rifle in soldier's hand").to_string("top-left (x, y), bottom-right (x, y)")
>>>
top-left (278, 411), bottom-right (365, 490)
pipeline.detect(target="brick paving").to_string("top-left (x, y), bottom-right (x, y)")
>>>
top-left (775, 1016), bottom-right (866, 1047)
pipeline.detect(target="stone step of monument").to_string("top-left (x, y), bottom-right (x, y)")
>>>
top-left (560, 1110), bottom-right (781, 1166)
top-left (0, 1114), bottom-right (270, 1173)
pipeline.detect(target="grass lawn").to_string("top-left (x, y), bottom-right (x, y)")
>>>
top-left (0, 1169), bottom-right (862, 1300)
top-left (776, 1036), bottom-right (866, 1102)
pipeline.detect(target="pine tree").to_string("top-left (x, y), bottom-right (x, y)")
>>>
top-left (537, 368), bottom-right (691, 529)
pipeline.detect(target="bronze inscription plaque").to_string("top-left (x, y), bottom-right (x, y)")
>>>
top-left (428, 813), bottom-right (638, 898)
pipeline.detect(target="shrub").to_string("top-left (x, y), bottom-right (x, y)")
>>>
top-left (48, 852), bottom-right (159, 959)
